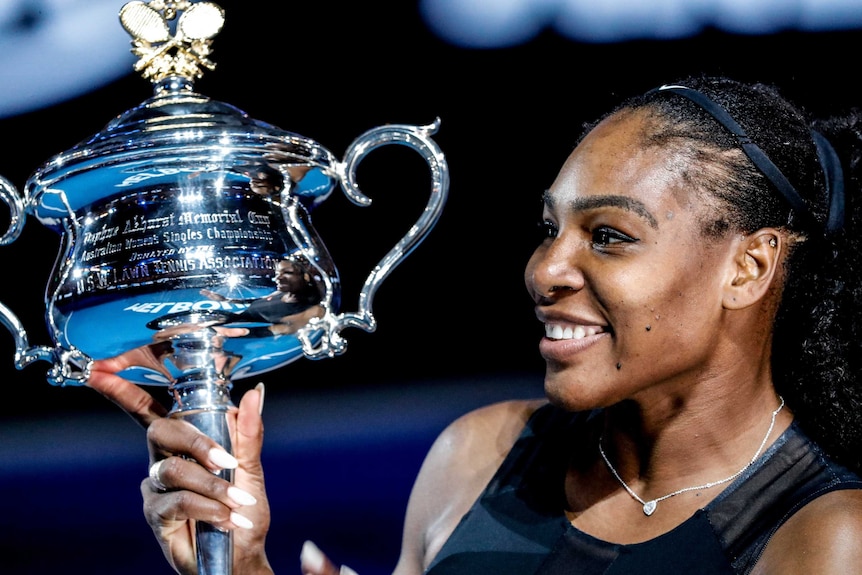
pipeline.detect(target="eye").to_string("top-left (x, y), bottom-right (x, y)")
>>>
top-left (537, 219), bottom-right (558, 240)
top-left (592, 226), bottom-right (636, 247)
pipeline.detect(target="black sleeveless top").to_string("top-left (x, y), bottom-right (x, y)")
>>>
top-left (425, 404), bottom-right (862, 575)
top-left (235, 294), bottom-right (314, 323)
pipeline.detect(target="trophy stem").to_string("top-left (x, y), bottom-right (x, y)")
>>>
top-left (167, 332), bottom-right (239, 575)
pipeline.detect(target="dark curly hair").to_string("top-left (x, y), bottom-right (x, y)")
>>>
top-left (589, 75), bottom-right (862, 475)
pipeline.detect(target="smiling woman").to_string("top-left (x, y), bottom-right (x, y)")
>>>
top-left (87, 75), bottom-right (862, 575)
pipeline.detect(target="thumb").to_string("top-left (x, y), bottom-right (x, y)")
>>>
top-left (300, 540), bottom-right (342, 575)
top-left (235, 382), bottom-right (265, 464)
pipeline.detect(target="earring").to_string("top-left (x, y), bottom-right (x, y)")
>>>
top-left (769, 238), bottom-right (777, 248)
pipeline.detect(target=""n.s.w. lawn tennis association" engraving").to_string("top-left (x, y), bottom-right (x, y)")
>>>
top-left (70, 206), bottom-right (282, 295)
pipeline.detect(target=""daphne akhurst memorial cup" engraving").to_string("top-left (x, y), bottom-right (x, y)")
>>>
top-left (0, 2), bottom-right (448, 574)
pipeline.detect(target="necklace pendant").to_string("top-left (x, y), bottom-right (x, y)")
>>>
top-left (643, 500), bottom-right (657, 516)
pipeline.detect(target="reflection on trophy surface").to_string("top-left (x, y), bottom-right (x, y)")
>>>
top-left (0, 1), bottom-right (449, 574)
top-left (151, 258), bottom-right (327, 346)
top-left (194, 258), bottom-right (326, 335)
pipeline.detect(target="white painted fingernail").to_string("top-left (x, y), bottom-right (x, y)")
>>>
top-left (300, 540), bottom-right (325, 571)
top-left (256, 382), bottom-right (266, 415)
top-left (340, 565), bottom-right (360, 575)
top-left (209, 447), bottom-right (238, 469)
top-left (230, 511), bottom-right (253, 529)
top-left (227, 486), bottom-right (257, 506)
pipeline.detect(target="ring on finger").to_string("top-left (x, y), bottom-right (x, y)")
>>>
top-left (148, 459), bottom-right (168, 492)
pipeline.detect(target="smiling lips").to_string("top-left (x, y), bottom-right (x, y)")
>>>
top-left (544, 323), bottom-right (605, 340)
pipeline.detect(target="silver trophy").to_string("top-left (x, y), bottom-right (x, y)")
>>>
top-left (0, 2), bottom-right (448, 574)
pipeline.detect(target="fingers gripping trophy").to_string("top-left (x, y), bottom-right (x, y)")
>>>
top-left (0, 1), bottom-right (449, 573)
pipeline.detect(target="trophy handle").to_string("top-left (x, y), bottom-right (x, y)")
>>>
top-left (0, 174), bottom-right (25, 246)
top-left (0, 175), bottom-right (92, 385)
top-left (300, 119), bottom-right (449, 357)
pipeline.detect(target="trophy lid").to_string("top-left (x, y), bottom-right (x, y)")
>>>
top-left (26, 0), bottom-right (337, 221)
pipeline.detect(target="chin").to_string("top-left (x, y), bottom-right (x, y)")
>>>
top-left (542, 368), bottom-right (621, 413)
top-left (543, 372), bottom-right (594, 413)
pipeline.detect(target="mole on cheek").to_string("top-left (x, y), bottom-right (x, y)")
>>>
top-left (616, 362), bottom-right (622, 370)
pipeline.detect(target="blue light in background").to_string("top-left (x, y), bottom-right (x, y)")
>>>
top-left (0, 0), bottom-right (134, 118)
top-left (419, 0), bottom-right (862, 47)
top-left (3, 0), bottom-right (862, 118)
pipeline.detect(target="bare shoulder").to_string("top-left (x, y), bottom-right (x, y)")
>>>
top-left (753, 488), bottom-right (862, 574)
top-left (435, 397), bottom-right (550, 466)
top-left (419, 397), bottom-right (549, 504)
top-left (393, 397), bottom-right (548, 575)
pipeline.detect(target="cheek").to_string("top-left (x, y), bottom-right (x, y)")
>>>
top-left (606, 267), bottom-right (717, 345)
top-left (636, 301), bottom-right (722, 379)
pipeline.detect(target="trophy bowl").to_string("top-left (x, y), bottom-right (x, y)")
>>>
top-left (0, 2), bottom-right (449, 573)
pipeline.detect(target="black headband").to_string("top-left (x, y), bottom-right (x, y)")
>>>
top-left (652, 84), bottom-right (845, 235)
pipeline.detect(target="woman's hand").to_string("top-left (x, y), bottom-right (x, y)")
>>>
top-left (142, 385), bottom-right (272, 574)
top-left (86, 345), bottom-right (274, 575)
top-left (86, 342), bottom-right (172, 427)
top-left (300, 540), bottom-right (359, 575)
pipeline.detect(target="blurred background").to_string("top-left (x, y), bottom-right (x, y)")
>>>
top-left (1, 0), bottom-right (862, 573)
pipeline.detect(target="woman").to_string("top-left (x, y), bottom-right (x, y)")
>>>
top-left (88, 75), bottom-right (862, 574)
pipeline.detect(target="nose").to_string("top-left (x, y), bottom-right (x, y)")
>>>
top-left (524, 237), bottom-right (586, 302)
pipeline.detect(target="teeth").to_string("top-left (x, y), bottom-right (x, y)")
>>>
top-left (544, 323), bottom-right (601, 340)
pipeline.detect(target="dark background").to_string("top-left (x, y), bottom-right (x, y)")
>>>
top-left (1, 1), bottom-right (862, 573)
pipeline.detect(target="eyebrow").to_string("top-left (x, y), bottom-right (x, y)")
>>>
top-left (543, 191), bottom-right (659, 229)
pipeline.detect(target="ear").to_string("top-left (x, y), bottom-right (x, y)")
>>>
top-left (723, 229), bottom-right (781, 310)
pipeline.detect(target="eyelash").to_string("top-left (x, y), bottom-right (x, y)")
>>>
top-left (592, 226), bottom-right (636, 246)
top-left (536, 220), bottom-right (637, 248)
top-left (537, 219), bottom-right (557, 240)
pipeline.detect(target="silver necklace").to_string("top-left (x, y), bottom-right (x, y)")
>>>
top-left (598, 396), bottom-right (785, 517)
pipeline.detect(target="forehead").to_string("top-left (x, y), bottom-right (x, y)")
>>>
top-left (547, 110), bottom-right (695, 220)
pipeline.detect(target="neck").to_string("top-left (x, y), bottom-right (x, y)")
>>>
top-left (599, 387), bottom-right (790, 497)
